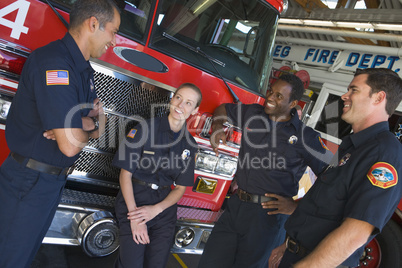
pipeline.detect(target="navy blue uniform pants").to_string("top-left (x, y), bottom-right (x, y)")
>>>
top-left (0, 155), bottom-right (67, 268)
top-left (198, 194), bottom-right (289, 268)
top-left (114, 185), bottom-right (176, 268)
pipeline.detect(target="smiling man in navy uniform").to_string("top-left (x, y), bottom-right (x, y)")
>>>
top-left (0, 1), bottom-right (120, 267)
top-left (198, 74), bottom-right (333, 268)
top-left (269, 68), bottom-right (402, 268)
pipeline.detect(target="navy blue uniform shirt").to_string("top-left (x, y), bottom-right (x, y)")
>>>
top-left (226, 103), bottom-right (332, 196)
top-left (285, 122), bottom-right (402, 267)
top-left (113, 116), bottom-right (197, 187)
top-left (6, 33), bottom-right (97, 167)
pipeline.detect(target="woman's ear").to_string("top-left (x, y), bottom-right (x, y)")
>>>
top-left (191, 107), bottom-right (199, 116)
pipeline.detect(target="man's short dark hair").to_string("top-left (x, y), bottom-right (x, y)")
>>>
top-left (278, 74), bottom-right (305, 103)
top-left (69, 0), bottom-right (120, 31)
top-left (354, 68), bottom-right (402, 115)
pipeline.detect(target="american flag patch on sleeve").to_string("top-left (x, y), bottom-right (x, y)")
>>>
top-left (46, 70), bottom-right (69, 85)
top-left (127, 129), bottom-right (137, 139)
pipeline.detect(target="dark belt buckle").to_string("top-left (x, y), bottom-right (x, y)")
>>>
top-left (239, 190), bottom-right (251, 201)
top-left (61, 165), bottom-right (75, 176)
top-left (286, 237), bottom-right (299, 254)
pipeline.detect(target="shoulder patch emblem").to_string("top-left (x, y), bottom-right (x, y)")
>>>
top-left (182, 149), bottom-right (190, 160)
top-left (127, 129), bottom-right (137, 139)
top-left (288, 135), bottom-right (298, 144)
top-left (319, 137), bottom-right (329, 150)
top-left (46, 70), bottom-right (69, 85)
top-left (367, 162), bottom-right (398, 189)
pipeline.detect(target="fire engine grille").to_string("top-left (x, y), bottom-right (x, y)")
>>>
top-left (69, 70), bottom-right (171, 187)
top-left (73, 150), bottom-right (119, 180)
top-left (61, 188), bottom-right (116, 209)
top-left (93, 72), bottom-right (171, 118)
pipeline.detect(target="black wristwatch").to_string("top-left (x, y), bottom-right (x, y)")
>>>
top-left (88, 117), bottom-right (99, 133)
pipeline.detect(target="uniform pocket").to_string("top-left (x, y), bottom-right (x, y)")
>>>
top-left (314, 169), bottom-right (347, 221)
top-left (18, 169), bottom-right (41, 200)
top-left (138, 150), bottom-right (160, 173)
top-left (2, 157), bottom-right (42, 200)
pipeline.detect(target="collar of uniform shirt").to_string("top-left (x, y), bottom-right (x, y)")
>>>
top-left (62, 32), bottom-right (94, 73)
top-left (349, 121), bottom-right (389, 148)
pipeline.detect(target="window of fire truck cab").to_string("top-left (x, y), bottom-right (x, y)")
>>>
top-left (149, 0), bottom-right (279, 94)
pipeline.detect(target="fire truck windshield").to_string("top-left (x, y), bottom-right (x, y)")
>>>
top-left (150, 0), bottom-right (279, 94)
top-left (49, 0), bottom-right (279, 94)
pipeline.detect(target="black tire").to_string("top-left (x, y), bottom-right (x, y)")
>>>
top-left (377, 220), bottom-right (402, 268)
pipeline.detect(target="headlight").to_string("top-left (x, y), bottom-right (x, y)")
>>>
top-left (215, 156), bottom-right (237, 176)
top-left (195, 149), bottom-right (237, 177)
top-left (0, 94), bottom-right (12, 121)
top-left (196, 152), bottom-right (218, 171)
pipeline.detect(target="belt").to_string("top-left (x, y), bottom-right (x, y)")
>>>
top-left (132, 177), bottom-right (170, 190)
top-left (237, 188), bottom-right (278, 203)
top-left (285, 235), bottom-right (310, 257)
top-left (10, 152), bottom-right (74, 176)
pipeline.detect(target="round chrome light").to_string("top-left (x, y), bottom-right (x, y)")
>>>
top-left (175, 227), bottom-right (195, 248)
top-left (77, 211), bottom-right (119, 257)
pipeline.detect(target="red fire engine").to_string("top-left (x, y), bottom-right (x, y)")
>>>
top-left (0, 0), bottom-right (401, 267)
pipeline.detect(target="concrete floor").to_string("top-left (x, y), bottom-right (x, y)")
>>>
top-left (31, 244), bottom-right (201, 268)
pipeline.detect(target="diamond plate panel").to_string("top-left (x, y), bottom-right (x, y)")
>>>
top-left (70, 70), bottom-right (171, 186)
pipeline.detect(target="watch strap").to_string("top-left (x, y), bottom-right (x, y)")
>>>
top-left (88, 117), bottom-right (99, 133)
